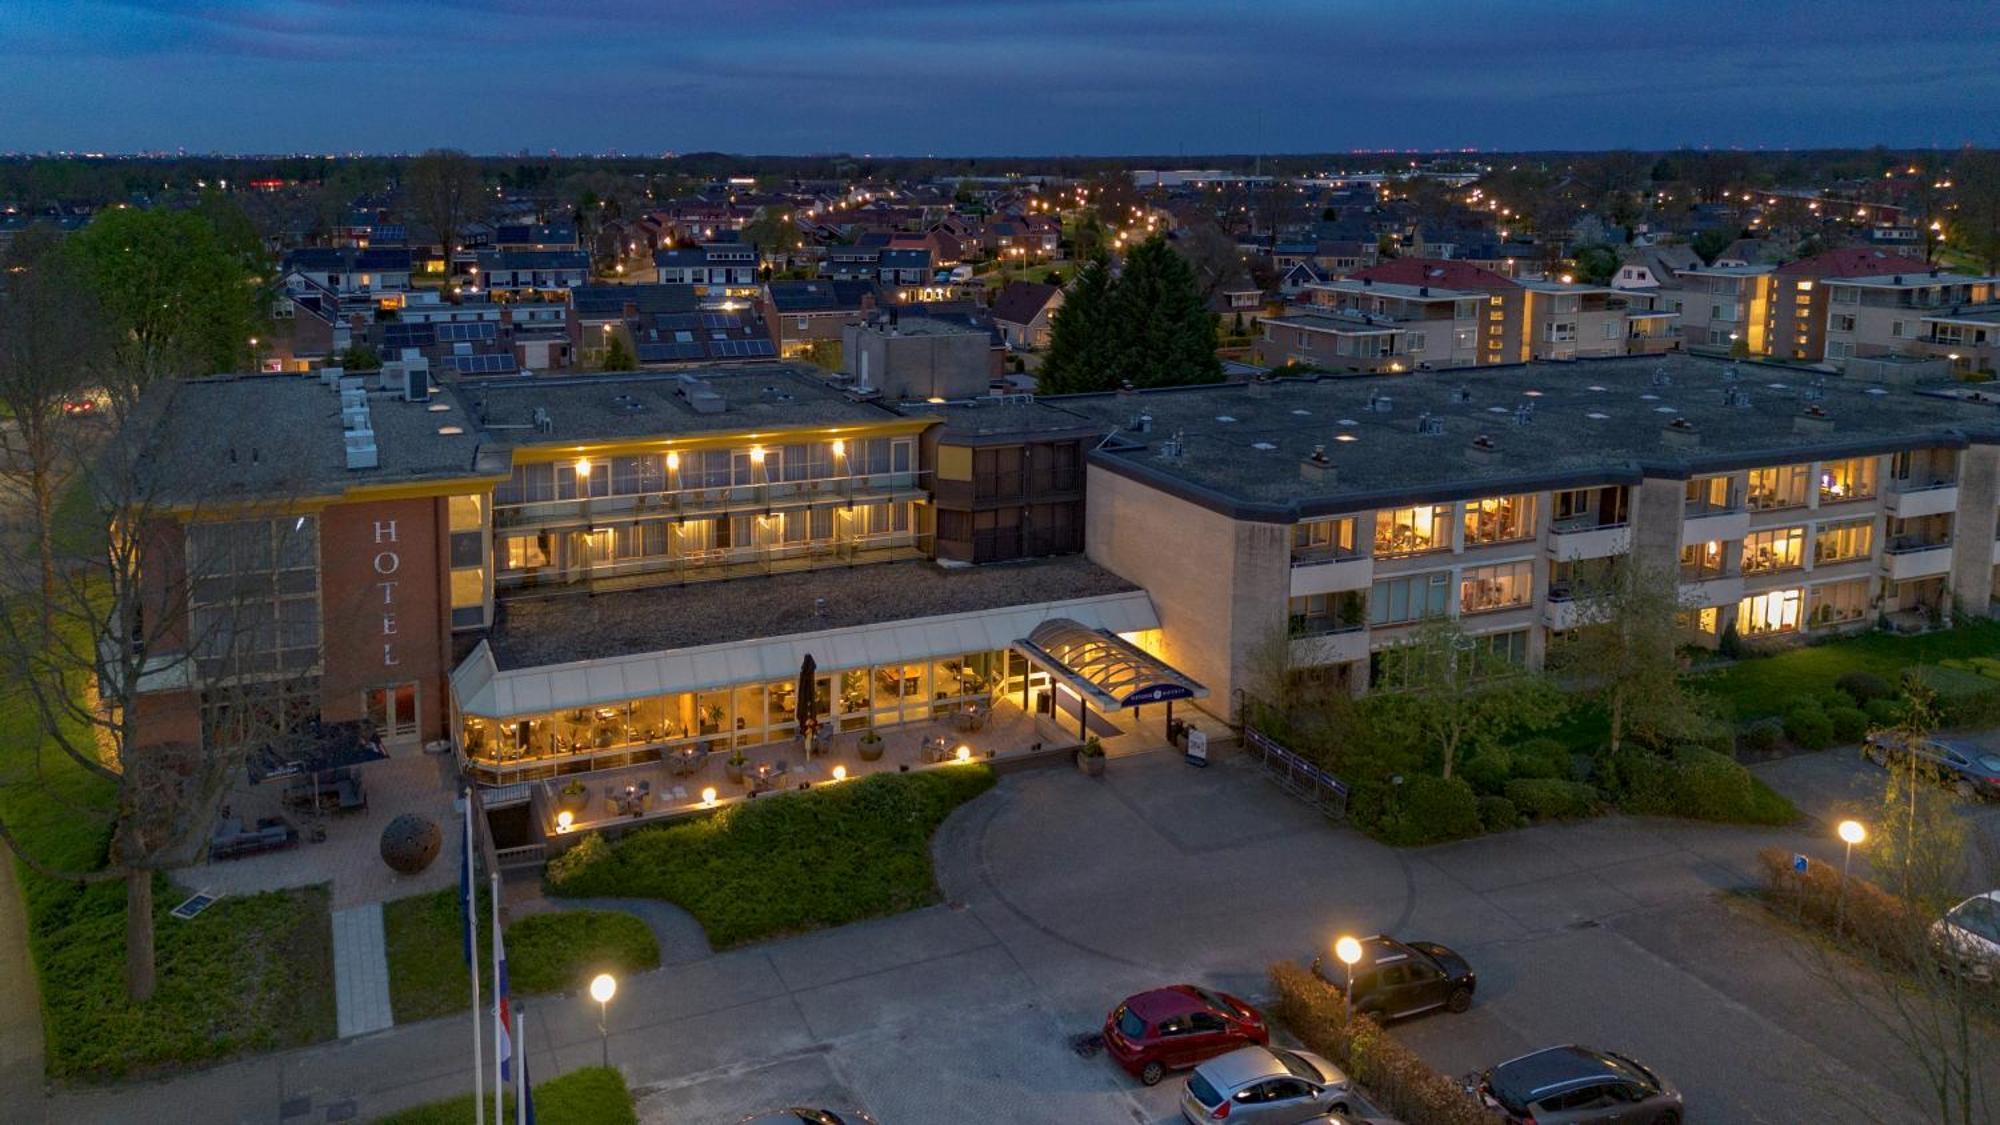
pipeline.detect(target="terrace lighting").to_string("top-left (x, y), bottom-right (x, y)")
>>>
top-left (955, 744), bottom-right (972, 762)
top-left (589, 973), bottom-right (617, 1067)
top-left (701, 786), bottom-right (718, 807)
top-left (574, 457), bottom-right (592, 478)
top-left (832, 765), bottom-right (848, 782)
top-left (556, 810), bottom-right (574, 833)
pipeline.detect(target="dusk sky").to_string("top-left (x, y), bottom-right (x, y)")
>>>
top-left (5, 0), bottom-right (1998, 155)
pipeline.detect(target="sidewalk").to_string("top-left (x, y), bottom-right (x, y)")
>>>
top-left (0, 855), bottom-right (49, 1124)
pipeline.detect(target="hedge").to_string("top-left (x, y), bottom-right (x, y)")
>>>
top-left (1754, 847), bottom-right (1926, 972)
top-left (1476, 795), bottom-right (1520, 833)
top-left (1783, 704), bottom-right (1835, 751)
top-left (1267, 961), bottom-right (1502, 1125)
top-left (1904, 664), bottom-right (2000, 728)
top-left (1738, 716), bottom-right (1784, 754)
top-left (1502, 778), bottom-right (1597, 821)
top-left (1825, 705), bottom-right (1869, 744)
top-left (1608, 748), bottom-right (1798, 825)
top-left (1834, 671), bottom-right (1895, 705)
top-left (1376, 775), bottom-right (1482, 846)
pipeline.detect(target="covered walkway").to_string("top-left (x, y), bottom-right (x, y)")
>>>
top-left (1009, 617), bottom-right (1208, 743)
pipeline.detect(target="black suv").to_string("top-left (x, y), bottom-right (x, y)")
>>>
top-left (1309, 934), bottom-right (1476, 1020)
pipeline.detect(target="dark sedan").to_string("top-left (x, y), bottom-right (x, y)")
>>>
top-left (1311, 935), bottom-right (1477, 1020)
top-left (1863, 730), bottom-right (2000, 800)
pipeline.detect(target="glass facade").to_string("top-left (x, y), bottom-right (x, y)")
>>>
top-left (1373, 504), bottom-right (1451, 556)
top-left (1463, 495), bottom-right (1536, 546)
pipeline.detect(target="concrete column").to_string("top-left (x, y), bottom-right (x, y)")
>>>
top-left (1950, 444), bottom-right (1999, 618)
top-left (1630, 478), bottom-right (1685, 574)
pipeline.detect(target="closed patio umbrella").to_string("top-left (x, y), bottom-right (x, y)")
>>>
top-left (797, 653), bottom-right (817, 753)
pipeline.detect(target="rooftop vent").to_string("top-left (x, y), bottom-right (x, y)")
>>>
top-left (1650, 366), bottom-right (1673, 388)
top-left (344, 427), bottom-right (378, 470)
top-left (1794, 403), bottom-right (1835, 435)
top-left (532, 406), bottom-right (553, 434)
top-left (1453, 385), bottom-right (1473, 404)
top-left (1299, 444), bottom-right (1335, 484)
top-left (1416, 411), bottom-right (1446, 436)
top-left (1660, 416), bottom-right (1700, 448)
top-left (1513, 401), bottom-right (1534, 426)
top-left (1246, 376), bottom-right (1274, 398)
top-left (1367, 391), bottom-right (1393, 414)
top-left (1126, 412), bottom-right (1154, 434)
top-left (1466, 433), bottom-right (1499, 464)
top-left (1156, 430), bottom-right (1186, 463)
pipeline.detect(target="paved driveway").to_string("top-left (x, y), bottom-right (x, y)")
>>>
top-left (47, 745), bottom-right (1993, 1124)
top-left (631, 748), bottom-right (1995, 1124)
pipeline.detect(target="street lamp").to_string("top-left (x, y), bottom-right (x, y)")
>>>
top-left (589, 972), bottom-right (617, 1068)
top-left (1333, 936), bottom-right (1363, 1020)
top-left (1836, 819), bottom-right (1866, 930)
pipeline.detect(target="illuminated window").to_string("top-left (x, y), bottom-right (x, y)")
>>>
top-left (1814, 518), bottom-right (1873, 564)
top-left (1460, 561), bottom-right (1533, 614)
top-left (1369, 571), bottom-right (1451, 625)
top-left (1463, 495), bottom-right (1536, 545)
top-left (1742, 526), bottom-right (1805, 574)
top-left (1818, 457), bottom-right (1877, 503)
top-left (1373, 504), bottom-right (1451, 556)
top-left (1807, 579), bottom-right (1870, 627)
top-left (1679, 539), bottom-right (1729, 580)
top-left (1746, 464), bottom-right (1810, 510)
top-left (1684, 475), bottom-right (1734, 514)
top-left (1291, 517), bottom-right (1358, 560)
top-left (1737, 588), bottom-right (1803, 635)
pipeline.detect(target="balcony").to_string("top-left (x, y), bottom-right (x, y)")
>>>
top-left (1883, 538), bottom-right (1953, 581)
top-left (1549, 519), bottom-right (1630, 561)
top-left (1679, 573), bottom-right (1746, 608)
top-left (494, 473), bottom-right (923, 532)
top-left (1543, 593), bottom-right (1593, 631)
top-left (1682, 506), bottom-right (1750, 545)
top-left (1884, 480), bottom-right (1959, 519)
top-left (1289, 552), bottom-right (1373, 596)
top-left (1289, 628), bottom-right (1369, 667)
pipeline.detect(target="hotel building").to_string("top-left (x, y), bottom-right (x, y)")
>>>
top-left (124, 355), bottom-right (2000, 805)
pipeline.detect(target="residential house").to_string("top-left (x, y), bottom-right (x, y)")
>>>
top-left (991, 282), bottom-right (1064, 350)
top-left (475, 250), bottom-right (591, 300)
top-left (764, 279), bottom-right (878, 357)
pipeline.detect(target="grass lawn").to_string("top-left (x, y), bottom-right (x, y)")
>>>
top-left (375, 1065), bottom-right (636, 1125)
top-left (383, 890), bottom-right (659, 1024)
top-left (0, 652), bottom-right (337, 1080)
top-left (1693, 620), bottom-right (2000, 722)
top-left (548, 764), bottom-right (996, 948)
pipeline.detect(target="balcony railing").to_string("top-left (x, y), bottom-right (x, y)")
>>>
top-left (1886, 534), bottom-right (1952, 554)
top-left (1887, 477), bottom-right (1956, 494)
top-left (1551, 515), bottom-right (1629, 534)
top-left (1290, 546), bottom-right (1364, 567)
top-left (496, 534), bottom-right (927, 595)
top-left (495, 472), bottom-right (923, 531)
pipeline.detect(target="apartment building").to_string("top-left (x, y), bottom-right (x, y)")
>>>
top-left (1822, 270), bottom-right (1998, 374)
top-left (1765, 249), bottom-right (1928, 363)
top-left (1659, 265), bottom-right (1774, 354)
top-left (1058, 354), bottom-right (2000, 705)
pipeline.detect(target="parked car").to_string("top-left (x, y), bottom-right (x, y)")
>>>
top-left (1862, 730), bottom-right (2000, 800)
top-left (1105, 984), bottom-right (1268, 1085)
top-left (739, 1111), bottom-right (876, 1125)
top-left (1932, 890), bottom-right (2000, 981)
top-left (1181, 1045), bottom-right (1349, 1124)
top-left (1309, 935), bottom-right (1476, 1020)
top-left (1475, 1045), bottom-right (1681, 1124)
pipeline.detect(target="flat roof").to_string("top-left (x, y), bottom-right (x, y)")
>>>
top-left (448, 365), bottom-right (903, 448)
top-left (135, 374), bottom-right (491, 506)
top-left (1307, 278), bottom-right (1477, 300)
top-left (488, 556), bottom-right (1139, 669)
top-left (925, 397), bottom-right (1106, 443)
top-left (1836, 272), bottom-right (1993, 288)
top-left (1052, 353), bottom-right (2000, 519)
top-left (1273, 312), bottom-right (1405, 336)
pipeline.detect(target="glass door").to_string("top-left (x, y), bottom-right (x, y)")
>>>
top-left (366, 682), bottom-right (420, 744)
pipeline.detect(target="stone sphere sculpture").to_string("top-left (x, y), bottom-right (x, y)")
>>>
top-left (380, 813), bottom-right (443, 874)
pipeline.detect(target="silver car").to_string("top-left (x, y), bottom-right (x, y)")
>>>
top-left (1181, 1045), bottom-right (1350, 1124)
top-left (1477, 1045), bottom-right (1681, 1124)
top-left (1932, 890), bottom-right (2000, 981)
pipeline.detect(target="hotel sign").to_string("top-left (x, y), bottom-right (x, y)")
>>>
top-left (374, 519), bottom-right (401, 667)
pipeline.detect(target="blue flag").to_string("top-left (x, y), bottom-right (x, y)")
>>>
top-left (459, 799), bottom-right (475, 966)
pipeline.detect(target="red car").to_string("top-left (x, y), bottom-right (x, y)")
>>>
top-left (1103, 985), bottom-right (1268, 1085)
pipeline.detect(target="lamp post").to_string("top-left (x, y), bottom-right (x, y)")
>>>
top-left (1333, 935), bottom-right (1363, 1021)
top-left (588, 972), bottom-right (617, 1068)
top-left (1836, 819), bottom-right (1866, 931)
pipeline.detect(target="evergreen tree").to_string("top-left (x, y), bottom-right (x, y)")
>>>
top-left (1104, 235), bottom-right (1221, 389)
top-left (601, 334), bottom-right (637, 371)
top-left (1036, 256), bottom-right (1111, 394)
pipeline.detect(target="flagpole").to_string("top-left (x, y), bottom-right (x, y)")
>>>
top-left (464, 789), bottom-right (484, 1125)
top-left (492, 866), bottom-right (505, 1125)
top-left (515, 1000), bottom-right (529, 1125)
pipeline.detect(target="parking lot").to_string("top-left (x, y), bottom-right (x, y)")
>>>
top-left (629, 745), bottom-right (1998, 1124)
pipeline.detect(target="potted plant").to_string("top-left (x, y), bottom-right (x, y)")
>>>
top-left (858, 729), bottom-right (885, 762)
top-left (1077, 736), bottom-right (1105, 778)
top-left (556, 778), bottom-right (587, 818)
top-left (724, 748), bottom-right (748, 785)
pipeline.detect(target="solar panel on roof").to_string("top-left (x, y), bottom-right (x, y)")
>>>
top-left (436, 322), bottom-right (497, 343)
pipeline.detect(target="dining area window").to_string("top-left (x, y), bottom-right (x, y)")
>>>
top-left (1817, 457), bottom-right (1876, 503)
top-left (1679, 539), bottom-right (1730, 581)
top-left (1463, 495), bottom-right (1536, 546)
top-left (1373, 504), bottom-right (1452, 556)
top-left (1684, 474), bottom-right (1735, 515)
top-left (1746, 464), bottom-right (1810, 511)
top-left (1742, 526), bottom-right (1805, 574)
top-left (1460, 561), bottom-right (1533, 614)
top-left (1814, 518), bottom-right (1873, 565)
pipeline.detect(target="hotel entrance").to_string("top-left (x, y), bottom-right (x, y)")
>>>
top-left (366, 682), bottom-right (420, 746)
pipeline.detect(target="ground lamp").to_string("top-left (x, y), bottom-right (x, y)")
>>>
top-left (701, 786), bottom-right (718, 808)
top-left (1333, 935), bottom-right (1363, 1019)
top-left (555, 810), bottom-right (574, 834)
top-left (832, 765), bottom-right (848, 782)
top-left (1836, 819), bottom-right (1866, 929)
top-left (589, 972), bottom-right (617, 1068)
top-left (955, 744), bottom-right (972, 762)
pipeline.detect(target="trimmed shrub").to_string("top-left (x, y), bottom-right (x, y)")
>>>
top-left (1380, 775), bottom-right (1482, 846)
top-left (1509, 737), bottom-right (1569, 781)
top-left (1476, 794), bottom-right (1520, 833)
top-left (1668, 748), bottom-right (1757, 820)
top-left (1863, 697), bottom-right (1906, 728)
top-left (1607, 747), bottom-right (1795, 824)
top-left (1738, 716), bottom-right (1785, 754)
top-left (1825, 705), bottom-right (1869, 744)
top-left (1267, 962), bottom-right (1503, 1125)
top-left (546, 831), bottom-right (611, 886)
top-left (1783, 704), bottom-right (1834, 751)
top-left (1754, 847), bottom-right (1925, 970)
top-left (1971, 656), bottom-right (2000, 681)
top-left (1834, 670), bottom-right (1894, 705)
top-left (1503, 778), bottom-right (1598, 821)
top-left (1459, 747), bottom-right (1513, 796)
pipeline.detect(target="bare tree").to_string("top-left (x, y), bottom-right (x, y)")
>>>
top-left (404, 149), bottom-right (483, 277)
top-left (0, 228), bottom-right (106, 627)
top-left (1950, 147), bottom-right (2000, 275)
top-left (1549, 558), bottom-right (1704, 752)
top-left (0, 379), bottom-right (317, 1001)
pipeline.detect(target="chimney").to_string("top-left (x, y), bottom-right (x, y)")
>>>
top-left (623, 300), bottom-right (638, 319)
top-left (1793, 403), bottom-right (1835, 435)
top-left (1246, 376), bottom-right (1273, 398)
top-left (1465, 433), bottom-right (1499, 464)
top-left (1299, 444), bottom-right (1335, 484)
top-left (1660, 417), bottom-right (1700, 447)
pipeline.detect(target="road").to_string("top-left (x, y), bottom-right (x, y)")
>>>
top-left (26, 743), bottom-right (2000, 1123)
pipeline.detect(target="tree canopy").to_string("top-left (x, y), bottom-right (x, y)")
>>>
top-left (69, 206), bottom-right (263, 382)
top-left (1037, 236), bottom-right (1221, 394)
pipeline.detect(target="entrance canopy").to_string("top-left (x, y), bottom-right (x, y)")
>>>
top-left (1013, 618), bottom-right (1207, 711)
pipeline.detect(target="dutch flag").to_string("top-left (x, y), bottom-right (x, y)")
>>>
top-left (497, 929), bottom-right (513, 1083)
